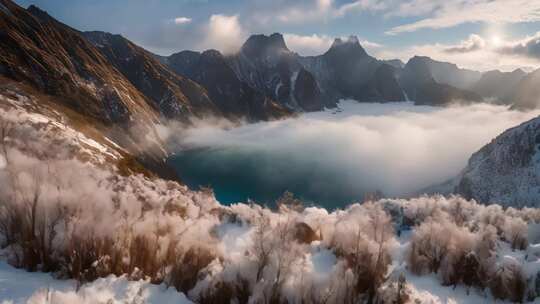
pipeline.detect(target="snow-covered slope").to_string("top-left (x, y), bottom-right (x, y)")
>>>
top-left (451, 115), bottom-right (540, 207)
top-left (0, 262), bottom-right (193, 304)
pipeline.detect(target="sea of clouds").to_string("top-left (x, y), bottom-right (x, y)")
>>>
top-left (168, 101), bottom-right (540, 205)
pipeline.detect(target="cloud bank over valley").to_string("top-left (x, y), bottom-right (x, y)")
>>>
top-left (167, 101), bottom-right (540, 206)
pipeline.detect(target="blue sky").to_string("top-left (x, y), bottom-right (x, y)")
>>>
top-left (14, 0), bottom-right (540, 71)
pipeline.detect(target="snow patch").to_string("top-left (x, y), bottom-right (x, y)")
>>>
top-left (0, 262), bottom-right (193, 304)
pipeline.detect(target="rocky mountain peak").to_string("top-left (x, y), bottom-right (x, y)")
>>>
top-left (326, 35), bottom-right (367, 57)
top-left (26, 4), bottom-right (46, 16)
top-left (201, 49), bottom-right (224, 61)
top-left (331, 35), bottom-right (359, 46)
top-left (407, 55), bottom-right (431, 65)
top-left (241, 33), bottom-right (289, 58)
top-left (26, 4), bottom-right (57, 24)
top-left (403, 56), bottom-right (434, 83)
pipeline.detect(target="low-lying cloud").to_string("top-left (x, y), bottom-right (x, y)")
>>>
top-left (168, 101), bottom-right (540, 206)
top-left (499, 32), bottom-right (540, 61)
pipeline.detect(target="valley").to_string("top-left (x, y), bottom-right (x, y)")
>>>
top-left (167, 101), bottom-right (540, 208)
top-left (2, 0), bottom-right (540, 303)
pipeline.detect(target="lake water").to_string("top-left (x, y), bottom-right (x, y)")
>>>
top-left (167, 146), bottom-right (363, 207)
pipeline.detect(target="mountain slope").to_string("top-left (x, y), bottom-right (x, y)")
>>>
top-left (0, 2), bottom-right (156, 125)
top-left (472, 69), bottom-right (526, 103)
top-left (0, 1), bottom-right (196, 176)
top-left (451, 115), bottom-right (540, 207)
top-left (227, 33), bottom-right (328, 111)
top-left (509, 69), bottom-right (540, 109)
top-left (164, 49), bottom-right (290, 121)
top-left (400, 56), bottom-right (482, 105)
top-left (412, 56), bottom-right (481, 90)
top-left (300, 36), bottom-right (405, 104)
top-left (83, 31), bottom-right (219, 121)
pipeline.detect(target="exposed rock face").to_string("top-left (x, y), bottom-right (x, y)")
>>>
top-left (226, 33), bottom-right (325, 111)
top-left (368, 64), bottom-right (405, 102)
top-left (400, 56), bottom-right (481, 105)
top-left (0, 2), bottom-right (156, 125)
top-left (293, 68), bottom-right (323, 111)
top-left (383, 59), bottom-right (405, 69)
top-left (451, 116), bottom-right (540, 207)
top-left (165, 49), bottom-right (290, 121)
top-left (162, 33), bottom-right (497, 111)
top-left (83, 31), bottom-right (218, 120)
top-left (300, 36), bottom-right (405, 104)
top-left (0, 1), bottom-right (211, 177)
top-left (412, 83), bottom-right (481, 106)
top-left (472, 69), bottom-right (526, 103)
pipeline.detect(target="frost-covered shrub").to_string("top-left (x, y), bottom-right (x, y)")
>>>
top-left (503, 217), bottom-right (529, 250)
top-left (377, 273), bottom-right (410, 304)
top-left (0, 141), bottom-right (221, 287)
top-left (5, 104), bottom-right (540, 303)
top-left (490, 257), bottom-right (527, 302)
top-left (408, 215), bottom-right (499, 290)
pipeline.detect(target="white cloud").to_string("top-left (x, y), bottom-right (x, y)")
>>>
top-left (173, 17), bottom-right (192, 25)
top-left (200, 14), bottom-right (246, 54)
top-left (334, 0), bottom-right (389, 17)
top-left (443, 34), bottom-right (486, 53)
top-left (378, 33), bottom-right (540, 71)
top-left (284, 34), bottom-right (334, 55)
top-left (499, 32), bottom-right (540, 60)
top-left (360, 39), bottom-right (383, 49)
top-left (247, 0), bottom-right (387, 26)
top-left (274, 0), bottom-right (335, 24)
top-left (174, 102), bottom-right (540, 199)
top-left (284, 33), bottom-right (382, 56)
top-left (386, 0), bottom-right (540, 35)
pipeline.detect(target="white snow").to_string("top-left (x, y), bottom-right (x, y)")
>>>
top-left (406, 273), bottom-right (495, 304)
top-left (0, 105), bottom-right (121, 165)
top-left (0, 262), bottom-right (193, 304)
top-left (392, 226), bottom-right (522, 304)
top-left (309, 244), bottom-right (337, 276)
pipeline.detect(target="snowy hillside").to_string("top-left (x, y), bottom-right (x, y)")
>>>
top-left (451, 115), bottom-right (540, 207)
top-left (3, 90), bottom-right (540, 303)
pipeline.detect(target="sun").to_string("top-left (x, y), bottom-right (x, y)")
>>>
top-left (491, 35), bottom-right (503, 47)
